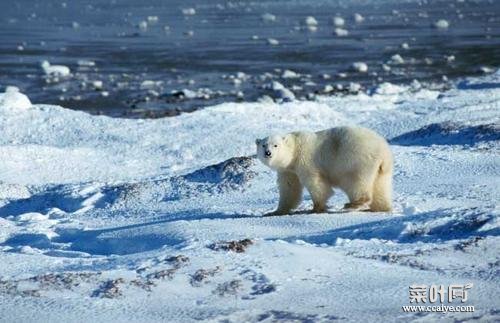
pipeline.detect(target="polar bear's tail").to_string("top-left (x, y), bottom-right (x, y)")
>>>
top-left (370, 161), bottom-right (393, 212)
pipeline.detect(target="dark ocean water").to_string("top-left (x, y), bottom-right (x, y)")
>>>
top-left (0, 0), bottom-right (499, 117)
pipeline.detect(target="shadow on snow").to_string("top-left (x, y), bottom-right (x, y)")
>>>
top-left (286, 207), bottom-right (498, 246)
top-left (1, 211), bottom-right (255, 256)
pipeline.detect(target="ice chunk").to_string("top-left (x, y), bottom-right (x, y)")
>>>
top-left (147, 16), bottom-right (159, 23)
top-left (270, 81), bottom-right (285, 91)
top-left (182, 8), bottom-right (196, 16)
top-left (261, 13), bottom-right (276, 22)
top-left (352, 62), bottom-right (368, 73)
top-left (181, 89), bottom-right (197, 99)
top-left (332, 16), bottom-right (345, 27)
top-left (334, 28), bottom-right (348, 37)
top-left (372, 82), bottom-right (406, 95)
top-left (433, 19), bottom-right (450, 29)
top-left (348, 82), bottom-right (361, 92)
top-left (92, 80), bottom-right (103, 90)
top-left (323, 84), bottom-right (334, 93)
top-left (479, 66), bottom-right (494, 74)
top-left (389, 54), bottom-right (404, 64)
top-left (16, 212), bottom-right (49, 222)
top-left (266, 81), bottom-right (295, 101)
top-left (138, 21), bottom-right (148, 30)
top-left (77, 60), bottom-right (96, 67)
top-left (140, 80), bottom-right (162, 90)
top-left (304, 16), bottom-right (318, 26)
top-left (281, 70), bottom-right (300, 79)
top-left (353, 13), bottom-right (364, 23)
top-left (267, 38), bottom-right (279, 46)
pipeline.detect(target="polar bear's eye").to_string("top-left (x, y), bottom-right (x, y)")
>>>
top-left (274, 145), bottom-right (278, 148)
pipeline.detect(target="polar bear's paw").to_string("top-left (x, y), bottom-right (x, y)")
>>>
top-left (343, 202), bottom-right (370, 211)
top-left (263, 210), bottom-right (289, 217)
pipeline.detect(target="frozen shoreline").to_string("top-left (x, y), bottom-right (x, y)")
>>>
top-left (0, 72), bottom-right (499, 322)
top-left (2, 0), bottom-right (499, 116)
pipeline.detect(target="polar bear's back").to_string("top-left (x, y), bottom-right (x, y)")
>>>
top-left (322, 126), bottom-right (389, 151)
top-left (310, 126), bottom-right (392, 180)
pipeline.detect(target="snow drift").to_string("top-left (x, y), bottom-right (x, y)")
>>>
top-left (0, 72), bottom-right (499, 322)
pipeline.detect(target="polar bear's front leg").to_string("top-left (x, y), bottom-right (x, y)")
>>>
top-left (302, 173), bottom-right (333, 213)
top-left (268, 171), bottom-right (303, 216)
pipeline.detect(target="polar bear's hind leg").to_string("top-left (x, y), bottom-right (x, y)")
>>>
top-left (369, 169), bottom-right (393, 212)
top-left (342, 169), bottom-right (377, 210)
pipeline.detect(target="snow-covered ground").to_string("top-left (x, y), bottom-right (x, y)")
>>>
top-left (0, 72), bottom-right (499, 322)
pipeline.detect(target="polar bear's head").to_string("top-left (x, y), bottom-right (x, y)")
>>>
top-left (255, 134), bottom-right (295, 170)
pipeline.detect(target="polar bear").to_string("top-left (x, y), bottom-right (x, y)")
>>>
top-left (256, 126), bottom-right (393, 215)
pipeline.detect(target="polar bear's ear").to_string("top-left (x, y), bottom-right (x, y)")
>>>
top-left (255, 138), bottom-right (261, 145)
top-left (282, 134), bottom-right (295, 146)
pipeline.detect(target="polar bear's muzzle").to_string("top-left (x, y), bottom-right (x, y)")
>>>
top-left (264, 150), bottom-right (272, 158)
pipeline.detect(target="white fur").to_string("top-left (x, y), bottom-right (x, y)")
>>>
top-left (256, 126), bottom-right (393, 215)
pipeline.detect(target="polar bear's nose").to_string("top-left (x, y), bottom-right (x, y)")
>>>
top-left (265, 150), bottom-right (272, 157)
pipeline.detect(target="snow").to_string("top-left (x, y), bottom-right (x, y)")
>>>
top-left (0, 86), bottom-right (32, 111)
top-left (0, 71), bottom-right (499, 322)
